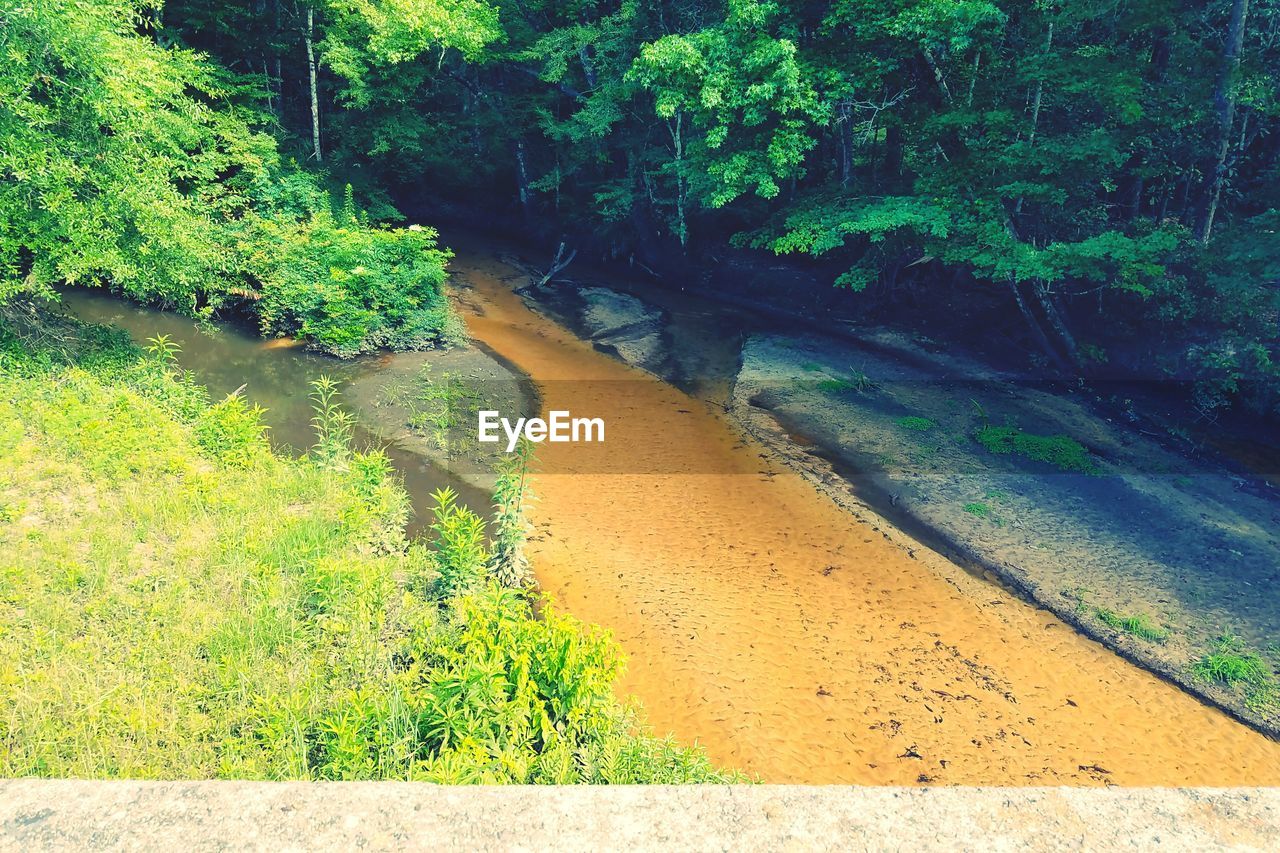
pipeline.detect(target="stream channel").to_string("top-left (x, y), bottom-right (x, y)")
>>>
top-left (63, 232), bottom-right (1280, 785)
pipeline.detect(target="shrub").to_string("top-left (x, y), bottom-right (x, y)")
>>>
top-left (309, 376), bottom-right (355, 467)
top-left (0, 0), bottom-right (464, 359)
top-left (428, 487), bottom-right (489, 598)
top-left (345, 450), bottom-right (412, 555)
top-left (193, 393), bottom-right (271, 467)
top-left (489, 440), bottom-right (534, 588)
top-left (250, 215), bottom-right (457, 358)
top-left (392, 585), bottom-right (732, 783)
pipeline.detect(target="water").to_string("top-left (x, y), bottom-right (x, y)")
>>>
top-left (59, 288), bottom-right (491, 536)
top-left (56, 251), bottom-right (1280, 784)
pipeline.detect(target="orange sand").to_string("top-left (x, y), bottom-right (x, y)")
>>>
top-left (453, 252), bottom-right (1280, 785)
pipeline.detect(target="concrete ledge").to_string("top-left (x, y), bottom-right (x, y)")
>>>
top-left (2, 782), bottom-right (1278, 851)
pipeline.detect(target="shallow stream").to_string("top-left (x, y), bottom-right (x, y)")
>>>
top-left (61, 238), bottom-right (1280, 785)
top-left (59, 288), bottom-right (491, 537)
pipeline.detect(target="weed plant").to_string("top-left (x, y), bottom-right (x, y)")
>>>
top-left (0, 321), bottom-right (733, 782)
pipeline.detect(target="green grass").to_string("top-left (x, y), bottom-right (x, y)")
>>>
top-left (896, 416), bottom-right (936, 432)
top-left (1094, 608), bottom-right (1169, 643)
top-left (816, 377), bottom-right (855, 393)
top-left (1193, 635), bottom-right (1271, 687)
top-left (0, 322), bottom-right (733, 782)
top-left (975, 425), bottom-right (1099, 474)
top-left (961, 501), bottom-right (1004, 526)
top-left (815, 366), bottom-right (877, 395)
top-left (401, 367), bottom-right (482, 451)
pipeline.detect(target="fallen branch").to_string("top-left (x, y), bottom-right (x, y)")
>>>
top-left (516, 241), bottom-right (577, 294)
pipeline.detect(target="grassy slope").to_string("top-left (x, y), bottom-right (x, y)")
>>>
top-left (0, 321), bottom-right (731, 782)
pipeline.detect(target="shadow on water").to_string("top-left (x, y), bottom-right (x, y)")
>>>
top-left (58, 288), bottom-right (491, 537)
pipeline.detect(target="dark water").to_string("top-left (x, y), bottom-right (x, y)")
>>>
top-left (60, 288), bottom-right (491, 536)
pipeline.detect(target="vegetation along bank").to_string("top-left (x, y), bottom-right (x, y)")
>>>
top-left (2, 0), bottom-right (1279, 785)
top-left (0, 318), bottom-right (733, 782)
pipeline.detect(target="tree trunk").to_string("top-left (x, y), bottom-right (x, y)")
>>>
top-left (669, 112), bottom-right (688, 247)
top-left (515, 139), bottom-right (531, 217)
top-left (838, 100), bottom-right (852, 186)
top-left (1015, 22), bottom-right (1053, 216)
top-left (922, 48), bottom-right (952, 102)
top-left (1002, 214), bottom-right (1078, 373)
top-left (1197, 0), bottom-right (1250, 244)
top-left (305, 7), bottom-right (322, 163)
top-left (578, 45), bottom-right (598, 89)
top-left (1008, 278), bottom-right (1072, 373)
top-left (273, 0), bottom-right (283, 115)
top-left (1128, 175), bottom-right (1144, 220)
top-left (883, 125), bottom-right (903, 178)
top-left (967, 50), bottom-right (980, 107)
top-left (263, 59), bottom-right (275, 115)
top-left (1032, 282), bottom-right (1081, 369)
top-left (1027, 22), bottom-right (1053, 149)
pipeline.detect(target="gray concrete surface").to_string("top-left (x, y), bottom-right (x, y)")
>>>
top-left (3, 782), bottom-right (1279, 851)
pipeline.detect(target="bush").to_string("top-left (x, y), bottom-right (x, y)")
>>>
top-left (193, 394), bottom-right (271, 467)
top-left (489, 440), bottom-right (534, 588)
top-left (249, 214), bottom-right (458, 358)
top-left (0, 0), bottom-right (463, 359)
top-left (428, 487), bottom-right (489, 599)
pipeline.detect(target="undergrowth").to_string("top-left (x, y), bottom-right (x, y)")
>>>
top-left (0, 320), bottom-right (733, 782)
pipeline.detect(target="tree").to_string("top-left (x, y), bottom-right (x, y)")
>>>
top-left (1198, 0), bottom-right (1251, 244)
top-left (0, 0), bottom-right (461, 355)
top-left (11, 0), bottom-right (1280, 409)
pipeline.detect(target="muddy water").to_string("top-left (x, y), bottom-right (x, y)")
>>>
top-left (448, 249), bottom-right (1280, 786)
top-left (61, 254), bottom-right (1280, 785)
top-left (59, 289), bottom-right (491, 536)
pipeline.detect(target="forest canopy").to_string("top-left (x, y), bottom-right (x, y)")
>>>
top-left (0, 0), bottom-right (458, 356)
top-left (1, 0), bottom-right (1277, 410)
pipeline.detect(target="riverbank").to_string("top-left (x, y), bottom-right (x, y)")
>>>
top-left (732, 332), bottom-right (1280, 738)
top-left (491, 236), bottom-right (1280, 739)
top-left (40, 239), bottom-right (1280, 784)
top-left (0, 315), bottom-right (729, 782)
top-left (445, 245), bottom-right (1280, 784)
top-left (56, 288), bottom-right (497, 537)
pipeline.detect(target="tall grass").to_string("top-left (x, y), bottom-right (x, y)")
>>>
top-left (0, 321), bottom-right (734, 782)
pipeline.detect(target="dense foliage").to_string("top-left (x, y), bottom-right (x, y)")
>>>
top-left (151, 0), bottom-right (1278, 412)
top-left (0, 0), bottom-right (458, 356)
top-left (0, 320), bottom-right (733, 781)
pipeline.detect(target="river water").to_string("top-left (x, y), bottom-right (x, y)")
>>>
top-left (60, 241), bottom-right (1280, 785)
top-left (59, 288), bottom-right (491, 537)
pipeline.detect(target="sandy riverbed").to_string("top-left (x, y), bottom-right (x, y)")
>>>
top-left (449, 250), bottom-right (1280, 785)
